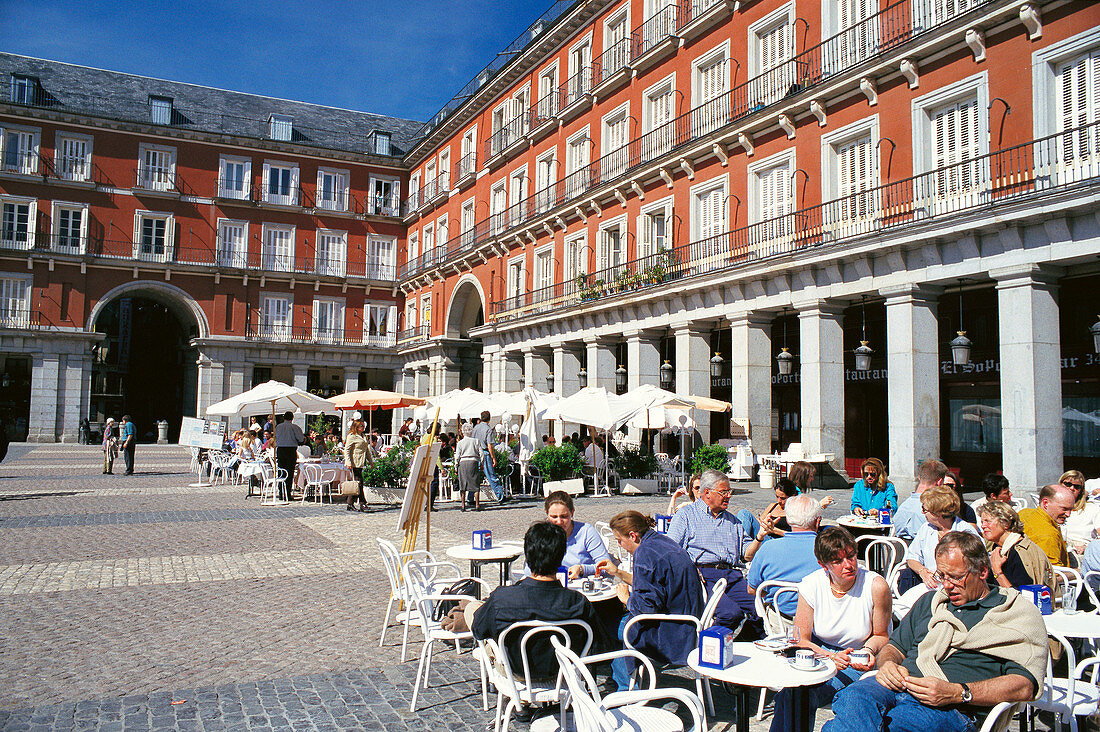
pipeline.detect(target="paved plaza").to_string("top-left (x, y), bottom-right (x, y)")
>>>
top-left (0, 444), bottom-right (874, 731)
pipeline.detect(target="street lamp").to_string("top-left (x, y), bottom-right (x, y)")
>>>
top-left (854, 298), bottom-right (873, 372)
top-left (546, 372), bottom-right (555, 392)
top-left (776, 348), bottom-right (795, 375)
top-left (950, 331), bottom-right (973, 367)
top-left (659, 360), bottom-right (674, 389)
top-left (709, 352), bottom-right (724, 378)
top-left (615, 363), bottom-right (627, 393)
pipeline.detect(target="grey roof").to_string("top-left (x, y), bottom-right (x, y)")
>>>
top-left (0, 52), bottom-right (424, 159)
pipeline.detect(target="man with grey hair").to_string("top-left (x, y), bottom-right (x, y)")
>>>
top-left (746, 494), bottom-right (823, 616)
top-left (825, 531), bottom-right (1046, 732)
top-left (667, 468), bottom-right (761, 635)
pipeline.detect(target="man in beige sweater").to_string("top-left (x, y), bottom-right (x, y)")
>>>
top-left (824, 531), bottom-right (1046, 732)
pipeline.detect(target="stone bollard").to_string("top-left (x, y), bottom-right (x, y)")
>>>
top-left (157, 420), bottom-right (169, 444)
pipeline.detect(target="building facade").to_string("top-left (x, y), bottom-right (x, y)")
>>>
top-left (2, 0), bottom-right (1099, 491)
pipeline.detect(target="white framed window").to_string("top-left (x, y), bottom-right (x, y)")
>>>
top-left (642, 0), bottom-right (679, 46)
top-left (409, 172), bottom-right (421, 209)
top-left (643, 74), bottom-right (676, 159)
top-left (534, 149), bottom-right (557, 212)
top-left (508, 166), bottom-right (528, 226)
top-left (261, 223), bottom-right (295, 272)
top-left (822, 117), bottom-right (879, 228)
top-left (1033, 28), bottom-right (1100, 186)
top-left (0, 124), bottom-right (39, 175)
top-left (137, 143), bottom-right (176, 191)
top-left (460, 198), bottom-right (477, 246)
top-left (912, 72), bottom-right (989, 214)
top-left (458, 127), bottom-right (478, 178)
top-left (420, 293), bottom-right (432, 332)
top-left (315, 229), bottom-right (347, 277)
top-left (0, 275), bottom-right (31, 327)
top-left (10, 76), bottom-right (37, 104)
top-left (219, 155), bottom-right (251, 200)
top-left (490, 181), bottom-right (508, 231)
top-left (598, 217), bottom-right (627, 271)
top-left (567, 34), bottom-right (594, 104)
top-left (748, 152), bottom-right (795, 254)
top-left (534, 245), bottom-right (554, 292)
top-left (691, 175), bottom-right (728, 241)
top-left (602, 5), bottom-right (631, 77)
top-left (491, 102), bottom-right (509, 152)
top-left (565, 126), bottom-right (592, 198)
top-left (132, 211), bottom-right (175, 262)
top-left (638, 196), bottom-right (674, 259)
top-left (601, 103), bottom-right (630, 180)
top-left (408, 231), bottom-right (419, 262)
top-left (692, 42), bottom-right (730, 134)
top-left (366, 235), bottom-right (396, 279)
top-left (537, 63), bottom-right (559, 119)
top-left (824, 0), bottom-right (879, 72)
top-left (217, 218), bottom-right (248, 268)
top-left (505, 256), bottom-right (525, 307)
top-left (424, 159), bottom-right (438, 187)
top-left (260, 294), bottom-right (292, 340)
top-left (313, 297), bottom-right (345, 343)
top-left (405, 299), bottom-right (417, 330)
top-left (365, 303), bottom-right (397, 346)
top-left (0, 195), bottom-right (37, 250)
top-left (912, 0), bottom-right (981, 32)
top-left (423, 222), bottom-right (435, 260)
top-left (55, 132), bottom-right (92, 182)
top-left (262, 160), bottom-right (299, 206)
top-left (369, 176), bottom-right (400, 215)
top-left (512, 85), bottom-right (531, 137)
top-left (749, 4), bottom-right (795, 107)
top-left (438, 148), bottom-right (452, 191)
top-left (269, 114), bottom-right (293, 141)
top-left (369, 130), bottom-right (391, 156)
top-left (51, 201), bottom-right (89, 253)
top-left (564, 230), bottom-right (588, 284)
top-left (316, 167), bottom-right (349, 211)
top-left (149, 96), bottom-right (173, 125)
top-left (436, 214), bottom-right (449, 251)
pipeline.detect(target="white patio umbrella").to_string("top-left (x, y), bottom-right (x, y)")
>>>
top-left (424, 388), bottom-right (506, 423)
top-left (491, 388), bottom-right (559, 421)
top-left (205, 380), bottom-right (336, 417)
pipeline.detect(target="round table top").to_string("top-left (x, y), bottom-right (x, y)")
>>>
top-left (566, 577), bottom-right (620, 603)
top-left (837, 514), bottom-right (891, 531)
top-left (237, 461), bottom-right (266, 477)
top-left (687, 644), bottom-right (836, 689)
top-left (446, 543), bottom-right (524, 562)
top-left (1043, 609), bottom-right (1100, 639)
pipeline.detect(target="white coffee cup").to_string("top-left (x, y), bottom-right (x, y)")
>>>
top-left (850, 649), bottom-right (872, 666)
top-left (794, 649), bottom-right (815, 668)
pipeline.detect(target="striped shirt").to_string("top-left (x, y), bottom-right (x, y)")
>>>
top-left (667, 499), bottom-right (747, 565)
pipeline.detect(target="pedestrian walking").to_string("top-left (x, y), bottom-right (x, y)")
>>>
top-left (78, 418), bottom-right (90, 445)
top-left (119, 415), bottom-right (136, 475)
top-left (102, 417), bottom-right (118, 474)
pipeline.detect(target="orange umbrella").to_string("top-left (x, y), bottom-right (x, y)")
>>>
top-left (330, 389), bottom-right (426, 411)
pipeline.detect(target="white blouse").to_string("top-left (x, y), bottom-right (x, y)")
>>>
top-left (798, 567), bottom-right (877, 651)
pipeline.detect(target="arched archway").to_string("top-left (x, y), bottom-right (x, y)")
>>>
top-left (89, 282), bottom-right (202, 441)
top-left (445, 276), bottom-right (486, 390)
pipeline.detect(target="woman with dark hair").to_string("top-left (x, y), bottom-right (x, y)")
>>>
top-left (788, 461), bottom-right (816, 493)
top-left (760, 478), bottom-right (800, 538)
top-left (770, 526), bottom-right (891, 732)
top-left (597, 510), bottom-right (703, 692)
top-left (849, 457), bottom-right (897, 516)
top-left (543, 490), bottom-right (612, 579)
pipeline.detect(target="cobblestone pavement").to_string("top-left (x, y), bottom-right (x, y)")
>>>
top-left (0, 444), bottom-right (871, 731)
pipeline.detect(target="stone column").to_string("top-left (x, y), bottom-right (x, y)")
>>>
top-left (501, 353), bottom-right (524, 393)
top-left (553, 343), bottom-right (582, 438)
top-left (585, 338), bottom-right (617, 391)
top-left (196, 355), bottom-right (226, 427)
top-left (58, 353), bottom-right (87, 443)
top-left (413, 365), bottom-right (427, 398)
top-left (674, 324), bottom-right (712, 441)
top-left (882, 285), bottom-right (942, 488)
top-left (994, 265), bottom-right (1063, 491)
top-left (729, 313), bottom-right (773, 456)
top-left (523, 350), bottom-right (535, 389)
top-left (440, 357), bottom-right (461, 392)
top-left (27, 354), bottom-right (60, 442)
top-left (343, 366), bottom-right (359, 395)
top-left (797, 302), bottom-right (845, 466)
top-left (227, 361), bottom-right (250, 399)
top-left (526, 350), bottom-right (551, 394)
top-left (482, 352), bottom-right (495, 394)
top-left (290, 363), bottom-right (309, 429)
top-left (626, 331), bottom-right (661, 390)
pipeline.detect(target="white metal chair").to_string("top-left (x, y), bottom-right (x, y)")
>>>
top-left (1029, 633), bottom-right (1100, 732)
top-left (856, 536), bottom-right (907, 579)
top-left (1053, 566), bottom-right (1085, 609)
top-left (655, 454), bottom-right (678, 495)
top-left (978, 701), bottom-right (1021, 732)
top-left (376, 538), bottom-right (465, 663)
top-left (479, 620), bottom-right (593, 732)
top-left (538, 636), bottom-right (703, 732)
top-left (751, 580), bottom-right (800, 720)
top-left (403, 559), bottom-right (492, 712)
top-left (299, 463), bottom-right (337, 504)
top-left (259, 461), bottom-right (288, 505)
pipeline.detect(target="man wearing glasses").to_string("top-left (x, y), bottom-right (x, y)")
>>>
top-left (825, 532), bottom-right (1046, 732)
top-left (891, 459), bottom-right (949, 541)
top-left (667, 468), bottom-right (761, 636)
top-left (1018, 483), bottom-right (1076, 566)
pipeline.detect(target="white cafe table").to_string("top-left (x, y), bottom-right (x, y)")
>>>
top-left (688, 643), bottom-right (836, 732)
top-left (836, 514), bottom-right (892, 533)
top-left (446, 542), bottom-right (524, 590)
top-left (564, 576), bottom-right (620, 603)
top-left (1044, 609), bottom-right (1100, 640)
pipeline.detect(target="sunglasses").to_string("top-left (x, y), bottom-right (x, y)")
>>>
top-left (1062, 479), bottom-right (1084, 489)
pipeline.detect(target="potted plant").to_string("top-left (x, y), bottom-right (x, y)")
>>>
top-left (531, 444), bottom-right (586, 496)
top-left (690, 443), bottom-right (731, 474)
top-left (611, 446), bottom-right (659, 495)
top-left (362, 441), bottom-right (416, 503)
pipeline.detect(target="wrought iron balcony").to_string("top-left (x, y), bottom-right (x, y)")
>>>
top-left (397, 325), bottom-right (430, 346)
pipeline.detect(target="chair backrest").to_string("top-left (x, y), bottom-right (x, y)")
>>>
top-left (1083, 570), bottom-right (1100, 611)
top-left (550, 637), bottom-right (618, 732)
top-left (376, 538), bottom-right (406, 597)
top-left (700, 577), bottom-right (728, 629)
top-left (489, 620), bottom-right (594, 696)
top-left (754, 579), bottom-right (799, 637)
top-left (978, 702), bottom-right (1021, 732)
top-left (1051, 566), bottom-right (1083, 608)
top-left (857, 536), bottom-right (906, 578)
top-left (1038, 633), bottom-right (1077, 711)
top-left (299, 463), bottom-right (320, 482)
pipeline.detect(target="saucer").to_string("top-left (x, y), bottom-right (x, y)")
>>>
top-left (754, 638), bottom-right (788, 652)
top-left (788, 657), bottom-right (826, 672)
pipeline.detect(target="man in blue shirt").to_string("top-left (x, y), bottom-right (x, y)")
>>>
top-left (119, 414), bottom-right (136, 475)
top-left (471, 411), bottom-right (506, 501)
top-left (747, 494), bottom-right (822, 616)
top-left (892, 459), bottom-right (948, 541)
top-left (667, 469), bottom-right (760, 635)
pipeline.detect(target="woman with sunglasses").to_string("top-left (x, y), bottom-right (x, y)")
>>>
top-left (1060, 470), bottom-right (1098, 554)
top-left (849, 457), bottom-right (897, 517)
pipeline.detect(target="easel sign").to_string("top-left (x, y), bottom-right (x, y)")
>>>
top-left (399, 440), bottom-right (441, 553)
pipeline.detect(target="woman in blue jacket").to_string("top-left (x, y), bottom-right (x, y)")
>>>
top-left (849, 457), bottom-right (897, 515)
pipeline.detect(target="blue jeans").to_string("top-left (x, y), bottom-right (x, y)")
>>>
top-left (481, 453), bottom-right (504, 500)
top-left (611, 614), bottom-right (631, 691)
top-left (770, 663), bottom-right (860, 732)
top-left (822, 677), bottom-right (975, 732)
top-left (737, 509), bottom-right (760, 546)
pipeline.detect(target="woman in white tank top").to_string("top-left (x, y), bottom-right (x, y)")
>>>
top-left (769, 527), bottom-right (892, 732)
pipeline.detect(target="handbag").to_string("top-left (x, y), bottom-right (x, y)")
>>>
top-left (432, 577), bottom-right (480, 621)
top-left (339, 479), bottom-right (360, 496)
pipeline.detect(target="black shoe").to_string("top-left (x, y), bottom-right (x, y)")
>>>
top-left (511, 706), bottom-right (533, 723)
top-left (461, 505), bottom-right (467, 512)
top-left (346, 503), bottom-right (355, 511)
top-left (357, 504), bottom-right (367, 513)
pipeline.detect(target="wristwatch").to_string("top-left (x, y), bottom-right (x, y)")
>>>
top-left (959, 683), bottom-right (972, 703)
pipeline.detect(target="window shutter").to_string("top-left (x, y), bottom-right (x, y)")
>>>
top-left (637, 214), bottom-right (651, 259)
top-left (387, 305), bottom-right (397, 336)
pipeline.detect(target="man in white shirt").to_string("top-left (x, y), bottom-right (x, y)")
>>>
top-left (581, 436), bottom-right (604, 471)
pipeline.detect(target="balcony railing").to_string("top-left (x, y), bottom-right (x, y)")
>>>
top-left (133, 168), bottom-right (178, 194)
top-left (632, 4), bottom-right (681, 61)
top-left (243, 321), bottom-right (397, 347)
top-left (530, 89), bottom-right (561, 132)
top-left (365, 192), bottom-right (402, 217)
top-left (454, 151), bottom-right (477, 183)
top-left (0, 308), bottom-right (33, 329)
top-left (0, 148), bottom-right (38, 176)
top-left (592, 35), bottom-right (632, 91)
top-left (486, 112), bottom-right (530, 161)
top-left (397, 325), bottom-right (430, 346)
top-left (397, 0), bottom-right (1003, 283)
top-left (313, 189), bottom-right (351, 213)
top-left (488, 121), bottom-right (1100, 321)
top-left (260, 184), bottom-right (300, 208)
top-left (404, 188), bottom-right (422, 214)
top-left (37, 153), bottom-right (112, 187)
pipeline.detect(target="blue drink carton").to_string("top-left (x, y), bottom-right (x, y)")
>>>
top-left (472, 529), bottom-right (492, 550)
top-left (698, 626), bottom-right (737, 669)
top-left (655, 514), bottom-right (672, 533)
top-left (879, 507), bottom-right (892, 525)
top-left (1020, 584), bottom-right (1052, 615)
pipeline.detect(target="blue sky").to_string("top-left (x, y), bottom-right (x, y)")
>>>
top-left (0, 0), bottom-right (556, 122)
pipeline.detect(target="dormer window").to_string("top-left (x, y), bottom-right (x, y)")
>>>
top-left (269, 114), bottom-right (293, 141)
top-left (149, 96), bottom-right (173, 125)
top-left (369, 130), bottom-right (391, 156)
top-left (10, 75), bottom-right (38, 105)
